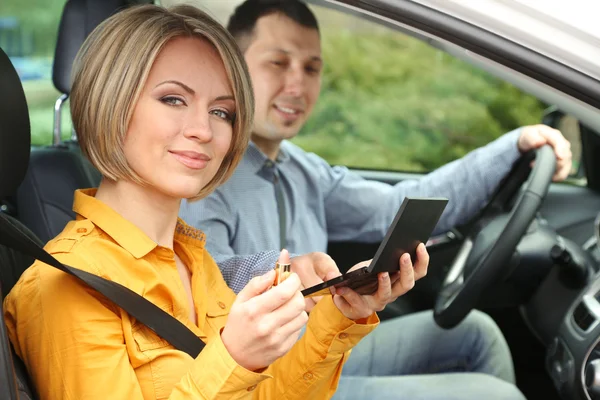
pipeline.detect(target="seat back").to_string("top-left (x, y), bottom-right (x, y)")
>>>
top-left (0, 42), bottom-right (38, 400)
top-left (0, 218), bottom-right (39, 400)
top-left (0, 211), bottom-right (43, 400)
top-left (52, 0), bottom-right (128, 96)
top-left (15, 0), bottom-right (133, 243)
top-left (0, 2), bottom-right (148, 396)
top-left (16, 147), bottom-right (100, 243)
top-left (0, 291), bottom-right (19, 400)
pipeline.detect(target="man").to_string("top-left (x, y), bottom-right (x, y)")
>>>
top-left (180, 1), bottom-right (572, 398)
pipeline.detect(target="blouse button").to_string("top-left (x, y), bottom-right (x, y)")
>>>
top-left (217, 301), bottom-right (226, 309)
top-left (303, 372), bottom-right (314, 380)
top-left (339, 333), bottom-right (349, 339)
top-left (76, 228), bottom-right (87, 233)
top-left (247, 385), bottom-right (257, 391)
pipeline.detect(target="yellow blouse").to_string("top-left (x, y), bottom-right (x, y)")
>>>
top-left (4, 189), bottom-right (378, 400)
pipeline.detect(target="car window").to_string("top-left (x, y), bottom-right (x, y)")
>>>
top-left (293, 6), bottom-right (583, 175)
top-left (171, 0), bottom-right (582, 177)
top-left (0, 0), bottom-right (72, 147)
top-left (9, 0), bottom-right (582, 176)
top-left (557, 114), bottom-right (582, 175)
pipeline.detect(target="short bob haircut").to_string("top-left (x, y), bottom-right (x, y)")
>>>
top-left (70, 4), bottom-right (254, 200)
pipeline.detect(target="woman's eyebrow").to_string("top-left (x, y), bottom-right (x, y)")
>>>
top-left (155, 80), bottom-right (195, 95)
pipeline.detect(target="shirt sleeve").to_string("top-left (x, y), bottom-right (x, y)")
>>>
top-left (180, 193), bottom-right (236, 257)
top-left (181, 194), bottom-right (284, 294)
top-left (213, 251), bottom-right (286, 293)
top-left (320, 129), bottom-right (522, 242)
top-left (255, 295), bottom-right (379, 399)
top-left (3, 254), bottom-right (270, 400)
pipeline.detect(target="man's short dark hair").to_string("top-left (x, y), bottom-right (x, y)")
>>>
top-left (227, 0), bottom-right (319, 51)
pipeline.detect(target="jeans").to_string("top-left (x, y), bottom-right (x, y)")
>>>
top-left (332, 310), bottom-right (526, 400)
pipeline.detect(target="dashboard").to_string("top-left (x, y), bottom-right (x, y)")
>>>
top-left (522, 212), bottom-right (600, 400)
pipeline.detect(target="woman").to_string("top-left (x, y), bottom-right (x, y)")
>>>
top-left (3, 4), bottom-right (428, 399)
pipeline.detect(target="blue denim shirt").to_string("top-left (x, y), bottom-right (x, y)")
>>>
top-left (180, 130), bottom-right (522, 293)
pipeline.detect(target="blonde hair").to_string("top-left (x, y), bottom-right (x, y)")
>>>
top-left (70, 4), bottom-right (254, 200)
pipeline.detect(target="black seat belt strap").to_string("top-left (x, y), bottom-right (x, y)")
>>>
top-left (0, 212), bottom-right (205, 358)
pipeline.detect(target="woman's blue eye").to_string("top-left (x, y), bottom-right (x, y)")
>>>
top-left (210, 109), bottom-right (234, 123)
top-left (161, 96), bottom-right (185, 106)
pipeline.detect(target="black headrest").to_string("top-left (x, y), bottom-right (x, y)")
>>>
top-left (0, 48), bottom-right (30, 199)
top-left (52, 0), bottom-right (129, 94)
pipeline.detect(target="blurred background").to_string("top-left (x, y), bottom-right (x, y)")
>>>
top-left (0, 0), bottom-right (572, 173)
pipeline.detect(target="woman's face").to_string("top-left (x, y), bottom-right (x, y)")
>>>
top-left (123, 36), bottom-right (235, 200)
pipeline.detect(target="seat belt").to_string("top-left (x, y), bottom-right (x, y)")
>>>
top-left (0, 212), bottom-right (205, 358)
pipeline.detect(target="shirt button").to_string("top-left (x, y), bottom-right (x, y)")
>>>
top-left (217, 301), bottom-right (226, 309)
top-left (76, 228), bottom-right (87, 233)
top-left (247, 385), bottom-right (257, 391)
top-left (339, 333), bottom-right (349, 339)
top-left (303, 372), bottom-right (314, 380)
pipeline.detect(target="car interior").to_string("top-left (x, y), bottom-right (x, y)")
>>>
top-left (13, 0), bottom-right (118, 245)
top-left (0, 1), bottom-right (138, 398)
top-left (2, 0), bottom-right (600, 399)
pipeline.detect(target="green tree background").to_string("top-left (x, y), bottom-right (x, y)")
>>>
top-left (0, 0), bottom-right (71, 145)
top-left (1, 1), bottom-right (547, 172)
top-left (0, 0), bottom-right (64, 56)
top-left (293, 24), bottom-right (546, 172)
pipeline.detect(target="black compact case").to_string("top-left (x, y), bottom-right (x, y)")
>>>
top-left (301, 197), bottom-right (449, 297)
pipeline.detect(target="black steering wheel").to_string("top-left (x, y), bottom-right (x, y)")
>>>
top-left (434, 144), bottom-right (556, 329)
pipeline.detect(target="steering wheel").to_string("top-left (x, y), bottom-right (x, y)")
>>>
top-left (434, 144), bottom-right (556, 329)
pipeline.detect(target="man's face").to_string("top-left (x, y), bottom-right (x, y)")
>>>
top-left (244, 13), bottom-right (322, 142)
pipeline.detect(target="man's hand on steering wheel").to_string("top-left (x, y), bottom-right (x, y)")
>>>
top-left (517, 124), bottom-right (572, 181)
top-left (434, 141), bottom-right (559, 329)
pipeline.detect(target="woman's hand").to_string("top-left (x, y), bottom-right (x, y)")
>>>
top-left (221, 262), bottom-right (308, 371)
top-left (329, 243), bottom-right (429, 320)
top-left (290, 252), bottom-right (340, 311)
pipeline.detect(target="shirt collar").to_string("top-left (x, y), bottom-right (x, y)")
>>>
top-left (73, 189), bottom-right (205, 259)
top-left (246, 141), bottom-right (291, 174)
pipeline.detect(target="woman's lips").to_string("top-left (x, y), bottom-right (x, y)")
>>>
top-left (169, 150), bottom-right (211, 170)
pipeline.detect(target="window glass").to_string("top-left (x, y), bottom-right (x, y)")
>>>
top-left (0, 0), bottom-right (73, 147)
top-left (557, 114), bottom-right (582, 175)
top-left (112, 1), bottom-right (590, 176)
top-left (293, 6), bottom-right (552, 173)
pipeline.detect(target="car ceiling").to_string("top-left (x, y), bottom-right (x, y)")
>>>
top-left (411, 0), bottom-right (600, 81)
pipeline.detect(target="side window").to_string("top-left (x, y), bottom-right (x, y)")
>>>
top-left (0, 0), bottom-right (73, 147)
top-left (557, 114), bottom-right (582, 176)
top-left (292, 5), bottom-right (581, 175)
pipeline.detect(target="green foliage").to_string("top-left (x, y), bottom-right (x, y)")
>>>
top-left (22, 80), bottom-right (73, 146)
top-left (1, 1), bottom-right (71, 145)
top-left (0, 0), bottom-right (65, 56)
top-left (293, 28), bottom-right (547, 172)
top-left (3, 1), bottom-right (547, 168)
